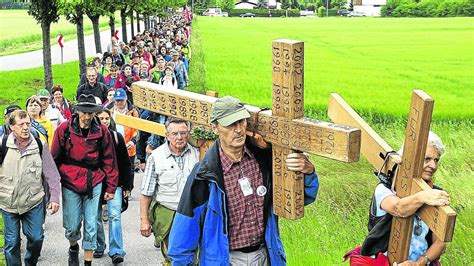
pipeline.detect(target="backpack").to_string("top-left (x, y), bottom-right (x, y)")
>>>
top-left (0, 133), bottom-right (43, 165)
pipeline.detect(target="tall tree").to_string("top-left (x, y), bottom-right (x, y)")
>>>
top-left (85, 0), bottom-right (109, 54)
top-left (28, 0), bottom-right (60, 91)
top-left (60, 0), bottom-right (87, 76)
top-left (109, 6), bottom-right (116, 37)
top-left (130, 10), bottom-right (135, 37)
top-left (136, 10), bottom-right (140, 33)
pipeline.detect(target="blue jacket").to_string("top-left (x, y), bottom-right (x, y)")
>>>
top-left (168, 139), bottom-right (319, 265)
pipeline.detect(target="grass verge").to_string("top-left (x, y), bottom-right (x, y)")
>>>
top-left (0, 10), bottom-right (122, 56)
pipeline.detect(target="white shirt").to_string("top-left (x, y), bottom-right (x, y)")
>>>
top-left (44, 105), bottom-right (66, 130)
top-left (374, 184), bottom-right (429, 261)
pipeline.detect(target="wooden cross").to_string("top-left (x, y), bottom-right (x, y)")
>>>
top-left (328, 90), bottom-right (456, 263)
top-left (117, 39), bottom-right (362, 220)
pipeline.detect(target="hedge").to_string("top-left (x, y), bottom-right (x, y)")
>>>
top-left (194, 8), bottom-right (301, 17)
top-left (381, 0), bottom-right (474, 17)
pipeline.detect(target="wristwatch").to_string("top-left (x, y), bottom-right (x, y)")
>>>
top-left (423, 255), bottom-right (431, 265)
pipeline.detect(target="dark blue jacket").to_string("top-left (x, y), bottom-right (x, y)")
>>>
top-left (168, 139), bottom-right (319, 265)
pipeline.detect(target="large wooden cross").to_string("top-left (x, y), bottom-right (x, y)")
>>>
top-left (117, 39), bottom-right (362, 220)
top-left (328, 90), bottom-right (456, 263)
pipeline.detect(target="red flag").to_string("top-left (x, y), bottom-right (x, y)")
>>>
top-left (185, 5), bottom-right (191, 23)
top-left (114, 30), bottom-right (119, 40)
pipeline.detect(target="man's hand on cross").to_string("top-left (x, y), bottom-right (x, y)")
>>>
top-left (286, 153), bottom-right (315, 175)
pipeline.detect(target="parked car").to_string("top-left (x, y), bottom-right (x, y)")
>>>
top-left (337, 10), bottom-right (351, 16)
top-left (350, 11), bottom-right (366, 17)
top-left (240, 12), bottom-right (256, 17)
top-left (202, 8), bottom-right (228, 17)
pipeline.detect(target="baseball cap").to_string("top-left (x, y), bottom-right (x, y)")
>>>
top-left (37, 89), bottom-right (50, 99)
top-left (114, 88), bottom-right (127, 101)
top-left (210, 96), bottom-right (250, 127)
top-left (3, 105), bottom-right (21, 117)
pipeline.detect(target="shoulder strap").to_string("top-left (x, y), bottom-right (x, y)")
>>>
top-left (0, 134), bottom-right (8, 165)
top-left (34, 137), bottom-right (43, 159)
top-left (112, 130), bottom-right (118, 145)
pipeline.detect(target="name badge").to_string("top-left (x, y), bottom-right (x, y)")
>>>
top-left (238, 177), bottom-right (253, 197)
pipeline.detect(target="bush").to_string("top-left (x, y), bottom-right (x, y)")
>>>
top-left (227, 8), bottom-right (300, 17)
top-left (382, 0), bottom-right (474, 16)
top-left (318, 6), bottom-right (326, 16)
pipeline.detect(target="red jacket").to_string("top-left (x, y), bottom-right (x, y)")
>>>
top-left (51, 114), bottom-right (118, 195)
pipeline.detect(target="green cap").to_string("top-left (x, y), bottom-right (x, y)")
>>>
top-left (37, 89), bottom-right (50, 98)
top-left (210, 96), bottom-right (250, 127)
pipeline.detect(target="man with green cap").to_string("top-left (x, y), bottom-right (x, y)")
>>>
top-left (168, 96), bottom-right (320, 265)
top-left (37, 89), bottom-right (66, 130)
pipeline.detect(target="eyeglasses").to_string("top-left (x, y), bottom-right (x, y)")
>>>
top-left (87, 75), bottom-right (97, 78)
top-left (169, 131), bottom-right (189, 137)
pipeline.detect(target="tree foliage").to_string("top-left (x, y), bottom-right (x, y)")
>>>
top-left (28, 0), bottom-right (60, 25)
top-left (381, 0), bottom-right (474, 16)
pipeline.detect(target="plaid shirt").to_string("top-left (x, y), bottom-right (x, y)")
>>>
top-left (220, 145), bottom-right (265, 250)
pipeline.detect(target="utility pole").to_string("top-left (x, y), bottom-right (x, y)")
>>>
top-left (326, 0), bottom-right (329, 17)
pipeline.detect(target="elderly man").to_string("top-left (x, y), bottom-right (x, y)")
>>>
top-left (0, 110), bottom-right (60, 266)
top-left (168, 96), bottom-right (320, 265)
top-left (111, 45), bottom-right (125, 67)
top-left (345, 132), bottom-right (450, 266)
top-left (51, 94), bottom-right (118, 266)
top-left (140, 118), bottom-right (199, 264)
top-left (170, 50), bottom-right (188, 89)
top-left (77, 66), bottom-right (109, 103)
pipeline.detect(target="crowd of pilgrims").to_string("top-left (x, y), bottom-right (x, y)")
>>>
top-left (0, 11), bottom-right (192, 264)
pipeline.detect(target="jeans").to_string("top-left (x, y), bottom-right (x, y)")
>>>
top-left (62, 183), bottom-right (102, 250)
top-left (96, 187), bottom-right (126, 257)
top-left (1, 202), bottom-right (44, 266)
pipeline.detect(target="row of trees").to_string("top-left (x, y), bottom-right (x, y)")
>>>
top-left (29, 0), bottom-right (186, 90)
top-left (194, 0), bottom-right (346, 12)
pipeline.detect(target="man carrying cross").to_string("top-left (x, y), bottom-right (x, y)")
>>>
top-left (168, 96), bottom-right (320, 265)
top-left (345, 131), bottom-right (450, 265)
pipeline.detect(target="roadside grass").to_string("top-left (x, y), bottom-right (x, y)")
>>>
top-left (0, 10), bottom-right (121, 56)
top-left (197, 16), bottom-right (474, 120)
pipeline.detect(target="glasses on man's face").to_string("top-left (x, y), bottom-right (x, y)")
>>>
top-left (87, 75), bottom-right (97, 78)
top-left (169, 131), bottom-right (189, 138)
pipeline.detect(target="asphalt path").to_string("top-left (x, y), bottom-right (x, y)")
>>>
top-left (20, 172), bottom-right (164, 265)
top-left (0, 22), bottom-right (143, 71)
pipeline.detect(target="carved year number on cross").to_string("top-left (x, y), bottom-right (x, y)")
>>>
top-left (117, 39), bottom-right (361, 220)
top-left (328, 91), bottom-right (456, 263)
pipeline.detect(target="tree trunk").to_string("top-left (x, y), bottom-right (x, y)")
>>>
top-left (120, 8), bottom-right (128, 44)
top-left (76, 12), bottom-right (87, 77)
top-left (41, 21), bottom-right (53, 90)
top-left (130, 12), bottom-right (135, 38)
top-left (109, 15), bottom-right (115, 37)
top-left (136, 11), bottom-right (140, 33)
top-left (88, 14), bottom-right (102, 54)
top-left (144, 15), bottom-right (149, 31)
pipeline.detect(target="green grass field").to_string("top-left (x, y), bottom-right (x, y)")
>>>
top-left (0, 16), bottom-right (473, 265)
top-left (0, 10), bottom-right (121, 56)
top-left (194, 16), bottom-right (474, 265)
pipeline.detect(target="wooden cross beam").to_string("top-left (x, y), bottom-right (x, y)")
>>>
top-left (328, 91), bottom-right (456, 263)
top-left (118, 40), bottom-right (362, 220)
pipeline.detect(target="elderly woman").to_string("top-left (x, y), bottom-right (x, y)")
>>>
top-left (51, 85), bottom-right (72, 120)
top-left (345, 131), bottom-right (449, 266)
top-left (26, 96), bottom-right (54, 148)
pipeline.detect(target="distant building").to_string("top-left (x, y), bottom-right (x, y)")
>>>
top-left (235, 0), bottom-right (258, 9)
top-left (352, 0), bottom-right (386, 16)
top-left (235, 0), bottom-right (281, 9)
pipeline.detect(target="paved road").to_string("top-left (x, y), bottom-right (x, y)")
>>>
top-left (21, 172), bottom-right (164, 265)
top-left (0, 22), bottom-right (143, 71)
